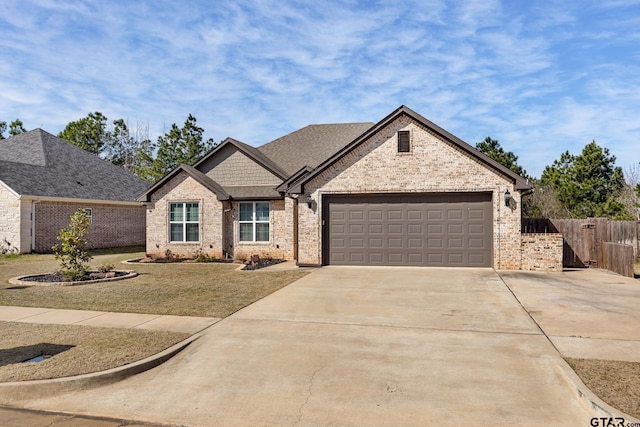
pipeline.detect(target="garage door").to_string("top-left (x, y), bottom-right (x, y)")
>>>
top-left (324, 193), bottom-right (492, 267)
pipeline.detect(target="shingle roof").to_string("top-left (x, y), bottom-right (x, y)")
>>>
top-left (222, 185), bottom-right (281, 200)
top-left (0, 129), bottom-right (150, 201)
top-left (257, 123), bottom-right (374, 175)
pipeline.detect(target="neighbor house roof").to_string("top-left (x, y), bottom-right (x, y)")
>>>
top-left (257, 123), bottom-right (374, 175)
top-left (0, 129), bottom-right (150, 202)
top-left (289, 105), bottom-right (533, 194)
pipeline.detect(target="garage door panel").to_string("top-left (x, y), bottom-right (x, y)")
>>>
top-left (388, 224), bottom-right (403, 234)
top-left (369, 238), bottom-right (383, 248)
top-left (448, 224), bottom-right (463, 234)
top-left (349, 224), bottom-right (364, 234)
top-left (408, 238), bottom-right (423, 248)
top-left (369, 224), bottom-right (383, 234)
top-left (407, 224), bottom-right (422, 234)
top-left (326, 193), bottom-right (492, 267)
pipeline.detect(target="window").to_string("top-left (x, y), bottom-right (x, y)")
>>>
top-left (81, 208), bottom-right (92, 224)
top-left (239, 202), bottom-right (270, 242)
top-left (398, 130), bottom-right (410, 153)
top-left (169, 202), bottom-right (199, 242)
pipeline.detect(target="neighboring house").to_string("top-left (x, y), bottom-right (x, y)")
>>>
top-left (0, 129), bottom-right (149, 253)
top-left (140, 106), bottom-right (547, 270)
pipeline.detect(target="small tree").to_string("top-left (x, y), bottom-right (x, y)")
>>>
top-left (52, 210), bottom-right (93, 281)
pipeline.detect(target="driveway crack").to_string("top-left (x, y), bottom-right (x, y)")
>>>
top-left (293, 365), bottom-right (323, 426)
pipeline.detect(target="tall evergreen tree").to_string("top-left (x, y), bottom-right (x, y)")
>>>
top-left (147, 114), bottom-right (214, 181)
top-left (8, 119), bottom-right (26, 136)
top-left (540, 141), bottom-right (628, 219)
top-left (475, 137), bottom-right (529, 179)
top-left (58, 112), bottom-right (109, 155)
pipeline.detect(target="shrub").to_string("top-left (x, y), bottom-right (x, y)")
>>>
top-left (52, 209), bottom-right (92, 281)
top-left (97, 263), bottom-right (115, 273)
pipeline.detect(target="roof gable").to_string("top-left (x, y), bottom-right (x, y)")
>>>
top-left (290, 106), bottom-right (532, 193)
top-left (0, 129), bottom-right (150, 201)
top-left (138, 164), bottom-right (229, 202)
top-left (194, 137), bottom-right (288, 180)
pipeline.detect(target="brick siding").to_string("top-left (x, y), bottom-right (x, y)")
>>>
top-left (145, 171), bottom-right (224, 259)
top-left (521, 233), bottom-right (563, 272)
top-left (34, 201), bottom-right (145, 252)
top-left (298, 115), bottom-right (523, 269)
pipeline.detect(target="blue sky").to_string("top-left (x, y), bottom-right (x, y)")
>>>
top-left (1, 0), bottom-right (639, 178)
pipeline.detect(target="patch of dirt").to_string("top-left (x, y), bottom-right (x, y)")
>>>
top-left (566, 358), bottom-right (640, 419)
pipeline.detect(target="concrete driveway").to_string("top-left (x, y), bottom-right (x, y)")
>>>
top-left (1, 267), bottom-right (632, 426)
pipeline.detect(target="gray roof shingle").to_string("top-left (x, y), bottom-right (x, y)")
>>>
top-left (257, 123), bottom-right (374, 175)
top-left (0, 129), bottom-right (150, 201)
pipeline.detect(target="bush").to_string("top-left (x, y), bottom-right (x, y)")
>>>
top-left (52, 210), bottom-right (93, 281)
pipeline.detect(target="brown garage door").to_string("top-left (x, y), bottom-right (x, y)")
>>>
top-left (324, 193), bottom-right (492, 267)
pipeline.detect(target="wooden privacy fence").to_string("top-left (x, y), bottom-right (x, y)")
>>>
top-left (522, 218), bottom-right (639, 277)
top-left (602, 242), bottom-right (635, 277)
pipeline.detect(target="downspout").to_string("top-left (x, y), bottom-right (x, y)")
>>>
top-left (31, 198), bottom-right (41, 253)
top-left (293, 195), bottom-right (298, 262)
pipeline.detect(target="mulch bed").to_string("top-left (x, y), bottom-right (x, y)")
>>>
top-left (20, 271), bottom-right (130, 283)
top-left (242, 259), bottom-right (286, 270)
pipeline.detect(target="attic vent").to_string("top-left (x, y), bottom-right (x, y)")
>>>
top-left (397, 131), bottom-right (410, 153)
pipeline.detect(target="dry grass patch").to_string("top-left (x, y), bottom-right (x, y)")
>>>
top-left (1, 250), bottom-right (308, 317)
top-left (566, 358), bottom-right (640, 419)
top-left (0, 321), bottom-right (188, 381)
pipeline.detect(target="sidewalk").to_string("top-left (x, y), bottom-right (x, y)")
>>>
top-left (0, 306), bottom-right (220, 334)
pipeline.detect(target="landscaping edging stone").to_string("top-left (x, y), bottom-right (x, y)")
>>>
top-left (9, 271), bottom-right (138, 287)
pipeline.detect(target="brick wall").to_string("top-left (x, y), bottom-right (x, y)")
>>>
top-left (146, 171), bottom-right (224, 259)
top-left (298, 115), bottom-right (523, 268)
top-left (34, 201), bottom-right (145, 252)
top-left (0, 184), bottom-right (21, 253)
top-left (521, 233), bottom-right (563, 272)
top-left (225, 198), bottom-right (295, 261)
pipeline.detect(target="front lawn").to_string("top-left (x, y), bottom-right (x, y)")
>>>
top-left (0, 250), bottom-right (308, 317)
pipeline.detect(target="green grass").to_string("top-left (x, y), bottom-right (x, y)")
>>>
top-left (0, 249), bottom-right (308, 317)
top-left (0, 248), bottom-right (309, 380)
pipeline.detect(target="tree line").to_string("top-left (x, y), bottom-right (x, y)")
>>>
top-left (1, 112), bottom-right (214, 183)
top-left (2, 114), bottom-right (638, 220)
top-left (476, 137), bottom-right (640, 220)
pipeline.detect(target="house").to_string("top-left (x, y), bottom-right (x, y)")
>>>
top-left (0, 129), bottom-right (149, 253)
top-left (139, 106), bottom-right (555, 270)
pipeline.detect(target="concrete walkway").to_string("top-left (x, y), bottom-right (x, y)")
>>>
top-left (0, 306), bottom-right (220, 334)
top-left (500, 268), bottom-right (640, 363)
top-left (2, 267), bottom-right (637, 426)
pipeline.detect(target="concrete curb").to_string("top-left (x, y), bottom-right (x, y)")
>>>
top-left (9, 270), bottom-right (138, 287)
top-left (554, 354), bottom-right (640, 423)
top-left (0, 333), bottom-right (200, 404)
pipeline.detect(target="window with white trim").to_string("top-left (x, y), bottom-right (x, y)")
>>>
top-left (239, 202), bottom-right (270, 242)
top-left (169, 202), bottom-right (199, 242)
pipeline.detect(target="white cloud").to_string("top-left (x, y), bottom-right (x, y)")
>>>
top-left (1, 0), bottom-right (638, 176)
